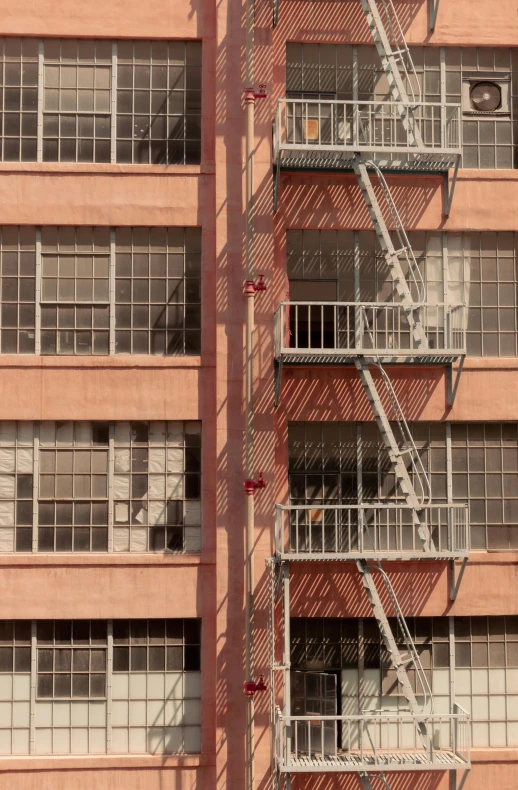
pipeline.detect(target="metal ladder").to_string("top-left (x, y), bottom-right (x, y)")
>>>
top-left (358, 0), bottom-right (423, 146)
top-left (352, 156), bottom-right (428, 349)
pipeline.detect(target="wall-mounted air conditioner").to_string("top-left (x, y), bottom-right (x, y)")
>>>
top-left (462, 74), bottom-right (510, 115)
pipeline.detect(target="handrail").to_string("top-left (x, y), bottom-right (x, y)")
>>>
top-left (371, 359), bottom-right (431, 507)
top-left (275, 707), bottom-right (471, 770)
top-left (275, 98), bottom-right (462, 154)
top-left (367, 563), bottom-right (432, 713)
top-left (274, 302), bottom-right (467, 357)
top-left (363, 160), bottom-right (425, 304)
top-left (374, 0), bottom-right (422, 106)
top-left (275, 503), bottom-right (469, 557)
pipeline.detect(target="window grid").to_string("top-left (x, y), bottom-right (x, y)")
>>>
top-left (0, 226), bottom-right (201, 357)
top-left (292, 616), bottom-right (518, 749)
top-left (42, 40), bottom-right (112, 163)
top-left (0, 619), bottom-right (201, 756)
top-left (0, 621), bottom-right (31, 755)
top-left (287, 44), bottom-right (516, 169)
top-left (40, 227), bottom-right (111, 355)
top-left (0, 38), bottom-right (201, 165)
top-left (114, 227), bottom-right (201, 356)
top-left (454, 616), bottom-right (518, 747)
top-left (0, 422), bottom-right (34, 553)
top-left (452, 423), bottom-right (518, 550)
top-left (0, 38), bottom-right (38, 162)
top-left (0, 421), bottom-right (201, 554)
top-left (0, 227), bottom-right (36, 354)
top-left (111, 619), bottom-right (201, 754)
top-left (286, 229), bottom-right (518, 359)
top-left (38, 422), bottom-right (110, 553)
top-left (116, 41), bottom-right (201, 165)
top-left (289, 420), bottom-right (518, 551)
top-left (36, 621), bottom-right (107, 700)
top-left (113, 420), bottom-right (201, 553)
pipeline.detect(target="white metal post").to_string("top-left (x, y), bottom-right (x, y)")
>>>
top-left (35, 229), bottom-right (42, 355)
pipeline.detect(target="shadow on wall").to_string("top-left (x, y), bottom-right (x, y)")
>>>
top-left (289, 561), bottom-right (447, 618)
top-left (289, 770), bottom-right (450, 790)
top-left (273, 0), bottom-right (423, 47)
top-left (270, 367), bottom-right (442, 423)
top-left (276, 175), bottom-right (443, 233)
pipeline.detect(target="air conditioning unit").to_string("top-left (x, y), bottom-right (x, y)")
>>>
top-left (462, 74), bottom-right (510, 115)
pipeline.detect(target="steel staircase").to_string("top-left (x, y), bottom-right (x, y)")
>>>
top-left (352, 4), bottom-right (438, 789)
top-left (358, 0), bottom-right (423, 146)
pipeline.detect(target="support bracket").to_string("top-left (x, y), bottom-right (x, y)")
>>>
top-left (444, 156), bottom-right (460, 217)
top-left (450, 768), bottom-right (470, 790)
top-left (429, 0), bottom-right (440, 30)
top-left (273, 162), bottom-right (280, 214)
top-left (447, 356), bottom-right (464, 408)
top-left (273, 0), bottom-right (279, 26)
top-left (450, 558), bottom-right (468, 601)
top-left (274, 358), bottom-right (283, 408)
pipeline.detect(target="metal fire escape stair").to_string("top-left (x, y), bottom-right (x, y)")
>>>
top-left (352, 6), bottom-right (437, 789)
top-left (358, 0), bottom-right (423, 147)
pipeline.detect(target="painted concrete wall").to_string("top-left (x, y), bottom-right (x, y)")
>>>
top-left (0, 0), bottom-right (514, 789)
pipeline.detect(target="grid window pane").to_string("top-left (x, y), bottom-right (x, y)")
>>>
top-left (113, 420), bottom-right (201, 553)
top-left (0, 228), bottom-right (36, 354)
top-left (0, 420), bottom-right (202, 554)
top-left (0, 38), bottom-right (201, 165)
top-left (116, 40), bottom-right (201, 165)
top-left (111, 618), bottom-right (201, 754)
top-left (41, 227), bottom-right (110, 355)
top-left (452, 423), bottom-right (518, 550)
top-left (38, 422), bottom-right (109, 552)
top-left (0, 226), bottom-right (201, 358)
top-left (114, 227), bottom-right (201, 356)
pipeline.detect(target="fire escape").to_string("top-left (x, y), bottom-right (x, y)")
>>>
top-left (269, 2), bottom-right (471, 789)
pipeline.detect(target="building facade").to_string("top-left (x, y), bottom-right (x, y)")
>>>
top-left (0, 2), bottom-right (515, 790)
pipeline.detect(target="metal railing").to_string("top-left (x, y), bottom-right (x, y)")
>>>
top-left (275, 504), bottom-right (469, 559)
top-left (275, 705), bottom-right (470, 772)
top-left (274, 302), bottom-right (466, 359)
top-left (274, 99), bottom-right (462, 157)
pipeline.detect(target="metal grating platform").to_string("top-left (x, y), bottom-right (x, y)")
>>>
top-left (282, 748), bottom-right (468, 773)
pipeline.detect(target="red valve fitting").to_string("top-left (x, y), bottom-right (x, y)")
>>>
top-left (244, 275), bottom-right (267, 295)
top-left (243, 674), bottom-right (267, 698)
top-left (244, 472), bottom-right (266, 495)
top-left (244, 85), bottom-right (267, 102)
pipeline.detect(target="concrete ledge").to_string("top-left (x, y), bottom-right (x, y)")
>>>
top-left (0, 752), bottom-right (215, 771)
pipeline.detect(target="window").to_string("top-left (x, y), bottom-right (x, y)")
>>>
top-left (286, 44), bottom-right (517, 169)
top-left (289, 420), bottom-right (518, 551)
top-left (0, 619), bottom-right (202, 755)
top-left (0, 622), bottom-right (31, 755)
top-left (454, 616), bottom-right (518, 747)
top-left (0, 421), bottom-right (202, 554)
top-left (112, 619), bottom-right (201, 754)
top-left (286, 229), bottom-right (518, 359)
top-left (38, 422), bottom-right (109, 552)
top-left (0, 227), bottom-right (37, 354)
top-left (0, 38), bottom-right (201, 165)
top-left (452, 423), bottom-right (518, 550)
top-left (42, 40), bottom-right (112, 163)
top-left (0, 226), bottom-right (202, 356)
top-left (288, 422), bottom-right (447, 507)
top-left (291, 617), bottom-right (451, 752)
top-left (292, 616), bottom-right (518, 749)
top-left (40, 227), bottom-right (110, 355)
